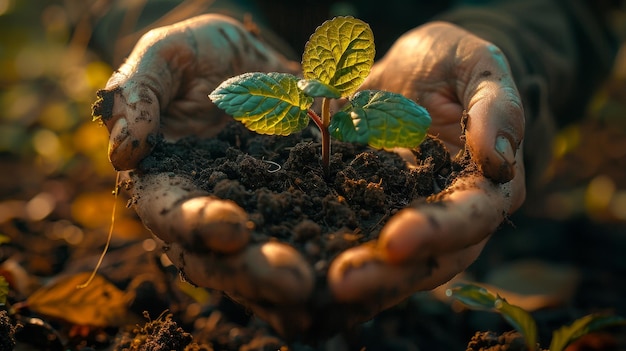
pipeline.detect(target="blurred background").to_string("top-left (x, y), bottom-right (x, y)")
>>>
top-left (0, 0), bottom-right (626, 350)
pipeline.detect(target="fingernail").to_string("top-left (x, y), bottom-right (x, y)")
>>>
top-left (495, 134), bottom-right (515, 164)
top-left (108, 118), bottom-right (129, 157)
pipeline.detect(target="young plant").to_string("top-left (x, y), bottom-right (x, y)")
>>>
top-left (448, 282), bottom-right (626, 351)
top-left (209, 16), bottom-right (431, 178)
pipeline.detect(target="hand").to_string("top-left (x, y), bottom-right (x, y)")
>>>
top-left (95, 14), bottom-right (314, 336)
top-left (327, 21), bottom-right (526, 320)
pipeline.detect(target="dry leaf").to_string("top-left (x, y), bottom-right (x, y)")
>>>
top-left (26, 272), bottom-right (132, 327)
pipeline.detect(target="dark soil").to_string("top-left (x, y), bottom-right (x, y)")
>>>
top-left (465, 331), bottom-right (545, 351)
top-left (138, 121), bottom-right (464, 277)
top-left (128, 121), bottom-right (470, 347)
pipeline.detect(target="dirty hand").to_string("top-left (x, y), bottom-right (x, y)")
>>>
top-left (94, 14), bottom-right (314, 335)
top-left (327, 21), bottom-right (526, 318)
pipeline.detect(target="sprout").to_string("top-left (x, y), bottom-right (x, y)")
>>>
top-left (209, 16), bottom-right (431, 179)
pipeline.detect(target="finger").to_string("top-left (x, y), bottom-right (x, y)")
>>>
top-left (377, 173), bottom-right (510, 266)
top-left (161, 239), bottom-right (314, 306)
top-left (327, 237), bottom-right (487, 307)
top-left (95, 22), bottom-right (190, 170)
top-left (460, 43), bottom-right (525, 183)
top-left (94, 83), bottom-right (160, 171)
top-left (129, 172), bottom-right (251, 253)
top-left (328, 141), bottom-right (525, 308)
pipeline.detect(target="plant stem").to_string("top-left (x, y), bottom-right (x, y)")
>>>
top-left (321, 98), bottom-right (331, 179)
top-left (307, 110), bottom-right (323, 130)
top-left (307, 99), bottom-right (332, 179)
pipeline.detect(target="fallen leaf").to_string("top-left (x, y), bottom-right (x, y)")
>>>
top-left (26, 272), bottom-right (133, 327)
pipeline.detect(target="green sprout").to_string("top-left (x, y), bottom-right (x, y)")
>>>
top-left (448, 282), bottom-right (626, 351)
top-left (209, 16), bottom-right (431, 178)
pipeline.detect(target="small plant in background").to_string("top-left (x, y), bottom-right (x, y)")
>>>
top-left (448, 283), bottom-right (626, 351)
top-left (209, 16), bottom-right (431, 178)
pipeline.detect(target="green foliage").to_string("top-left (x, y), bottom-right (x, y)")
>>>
top-left (330, 90), bottom-right (431, 149)
top-left (448, 283), bottom-right (626, 351)
top-left (209, 16), bottom-right (431, 177)
top-left (448, 283), bottom-right (538, 350)
top-left (209, 72), bottom-right (313, 135)
top-left (494, 299), bottom-right (538, 350)
top-left (301, 16), bottom-right (375, 98)
top-left (549, 314), bottom-right (626, 351)
top-left (297, 79), bottom-right (341, 99)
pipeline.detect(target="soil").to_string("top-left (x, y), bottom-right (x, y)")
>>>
top-left (122, 120), bottom-right (470, 347)
top-left (138, 121), bottom-right (464, 279)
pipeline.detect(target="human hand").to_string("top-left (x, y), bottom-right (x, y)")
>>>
top-left (327, 21), bottom-right (526, 320)
top-left (94, 14), bottom-right (314, 336)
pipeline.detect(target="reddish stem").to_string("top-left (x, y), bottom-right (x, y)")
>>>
top-left (307, 105), bottom-right (331, 179)
top-left (307, 109), bottom-right (323, 130)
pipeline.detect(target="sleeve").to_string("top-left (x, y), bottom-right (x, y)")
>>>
top-left (437, 0), bottom-right (620, 184)
top-left (89, 0), bottom-right (296, 66)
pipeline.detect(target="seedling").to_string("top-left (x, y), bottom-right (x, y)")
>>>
top-left (209, 16), bottom-right (431, 178)
top-left (448, 282), bottom-right (626, 351)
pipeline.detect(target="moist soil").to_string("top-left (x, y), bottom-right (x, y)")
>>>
top-left (138, 121), bottom-right (466, 280)
top-left (132, 120), bottom-right (469, 344)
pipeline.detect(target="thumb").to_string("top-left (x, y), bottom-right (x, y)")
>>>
top-left (92, 20), bottom-right (190, 170)
top-left (93, 78), bottom-right (161, 171)
top-left (461, 44), bottom-right (525, 183)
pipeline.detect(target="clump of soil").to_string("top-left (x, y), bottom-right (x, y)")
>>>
top-left (466, 331), bottom-right (546, 351)
top-left (139, 121), bottom-right (465, 276)
top-left (0, 310), bottom-right (20, 351)
top-left (114, 311), bottom-right (197, 351)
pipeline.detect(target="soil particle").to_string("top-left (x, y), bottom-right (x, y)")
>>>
top-left (115, 312), bottom-right (193, 351)
top-left (138, 121), bottom-right (469, 272)
top-left (465, 330), bottom-right (545, 351)
top-left (92, 87), bottom-right (119, 122)
top-left (0, 310), bottom-right (20, 351)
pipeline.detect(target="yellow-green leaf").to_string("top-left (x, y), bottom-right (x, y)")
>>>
top-left (209, 72), bottom-right (313, 135)
top-left (495, 298), bottom-right (539, 351)
top-left (448, 283), bottom-right (539, 351)
top-left (549, 314), bottom-right (626, 351)
top-left (302, 16), bottom-right (375, 97)
top-left (446, 283), bottom-right (498, 311)
top-left (297, 79), bottom-right (341, 98)
top-left (26, 272), bottom-right (133, 327)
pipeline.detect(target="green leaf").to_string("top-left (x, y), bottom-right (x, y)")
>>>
top-left (297, 79), bottom-right (341, 98)
top-left (209, 72), bottom-right (313, 135)
top-left (329, 90), bottom-right (431, 149)
top-left (448, 283), bottom-right (539, 351)
top-left (446, 283), bottom-right (499, 311)
top-left (302, 16), bottom-right (375, 97)
top-left (495, 299), bottom-right (539, 351)
top-left (549, 314), bottom-right (626, 351)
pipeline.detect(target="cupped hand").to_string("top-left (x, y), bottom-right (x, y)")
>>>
top-left (327, 21), bottom-right (527, 320)
top-left (94, 14), bottom-right (312, 336)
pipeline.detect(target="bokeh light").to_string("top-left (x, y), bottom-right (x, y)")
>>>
top-left (25, 192), bottom-right (56, 221)
top-left (0, 0), bottom-right (14, 16)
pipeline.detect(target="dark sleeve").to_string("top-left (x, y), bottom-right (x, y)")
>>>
top-left (438, 0), bottom-right (619, 127)
top-left (89, 0), bottom-right (295, 65)
top-left (437, 0), bottom-right (619, 185)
